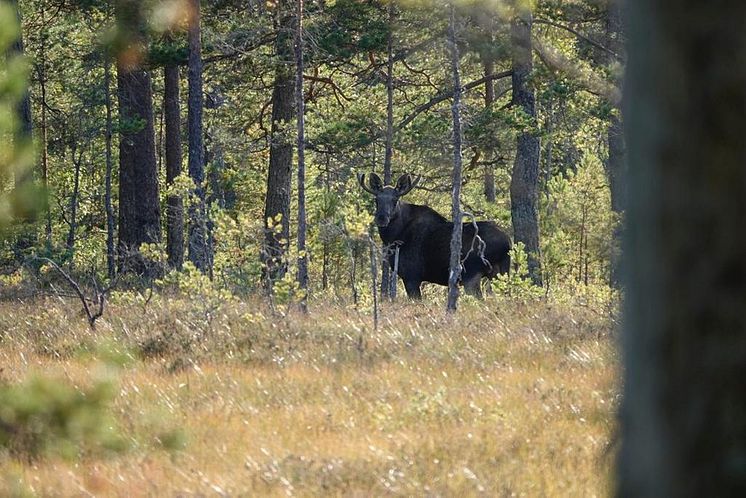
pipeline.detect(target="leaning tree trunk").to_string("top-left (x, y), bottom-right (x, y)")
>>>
top-left (187, 0), bottom-right (210, 273)
top-left (446, 5), bottom-right (464, 313)
top-left (509, 7), bottom-right (542, 285)
top-left (116, 0), bottom-right (161, 274)
top-left (605, 0), bottom-right (626, 287)
top-left (262, 0), bottom-right (295, 286)
top-left (619, 0), bottom-right (746, 496)
top-left (295, 0), bottom-right (309, 312)
top-left (164, 63), bottom-right (184, 270)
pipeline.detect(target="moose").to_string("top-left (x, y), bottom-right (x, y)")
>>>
top-left (359, 172), bottom-right (511, 299)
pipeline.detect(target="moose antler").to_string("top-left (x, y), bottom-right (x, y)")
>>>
top-left (357, 173), bottom-right (380, 194)
top-left (397, 174), bottom-right (421, 196)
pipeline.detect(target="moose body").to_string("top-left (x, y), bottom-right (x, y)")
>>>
top-left (360, 173), bottom-right (511, 299)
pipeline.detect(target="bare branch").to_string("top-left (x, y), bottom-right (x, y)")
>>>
top-left (534, 18), bottom-right (622, 61)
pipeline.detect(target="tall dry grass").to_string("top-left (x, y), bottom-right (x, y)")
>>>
top-left (0, 293), bottom-right (618, 496)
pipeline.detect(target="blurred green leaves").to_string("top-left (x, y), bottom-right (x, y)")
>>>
top-left (0, 375), bottom-right (127, 459)
top-left (0, 0), bottom-right (37, 231)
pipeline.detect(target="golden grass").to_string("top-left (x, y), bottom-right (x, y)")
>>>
top-left (0, 295), bottom-right (618, 497)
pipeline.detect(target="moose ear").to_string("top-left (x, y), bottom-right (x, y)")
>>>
top-left (395, 173), bottom-right (420, 196)
top-left (369, 173), bottom-right (384, 191)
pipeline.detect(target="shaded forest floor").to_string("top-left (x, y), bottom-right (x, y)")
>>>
top-left (0, 294), bottom-right (618, 496)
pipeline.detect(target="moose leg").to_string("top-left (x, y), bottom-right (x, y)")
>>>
top-left (404, 279), bottom-right (422, 299)
top-left (463, 274), bottom-right (484, 299)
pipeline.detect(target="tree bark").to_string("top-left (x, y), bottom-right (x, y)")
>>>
top-left (66, 146), bottom-right (82, 254)
top-left (509, 7), bottom-right (542, 285)
top-left (187, 0), bottom-right (210, 272)
top-left (164, 63), bottom-right (184, 270)
top-left (446, 5), bottom-right (464, 313)
top-left (104, 53), bottom-right (115, 278)
top-left (116, 0), bottom-right (161, 274)
top-left (481, 15), bottom-right (497, 203)
top-left (262, 0), bottom-right (295, 286)
top-left (619, 0), bottom-right (746, 496)
top-left (381, 1), bottom-right (395, 299)
top-left (39, 6), bottom-right (52, 250)
top-left (295, 0), bottom-right (309, 312)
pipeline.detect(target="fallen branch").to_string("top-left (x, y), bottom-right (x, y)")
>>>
top-left (30, 257), bottom-right (118, 329)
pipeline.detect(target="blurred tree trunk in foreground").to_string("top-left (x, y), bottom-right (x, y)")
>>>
top-left (619, 0), bottom-right (746, 496)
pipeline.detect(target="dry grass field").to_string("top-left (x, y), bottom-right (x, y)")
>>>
top-left (0, 293), bottom-right (618, 497)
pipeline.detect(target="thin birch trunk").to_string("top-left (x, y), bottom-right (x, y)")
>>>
top-left (446, 5), bottom-right (464, 313)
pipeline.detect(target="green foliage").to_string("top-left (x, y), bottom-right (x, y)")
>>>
top-left (541, 153), bottom-right (616, 287)
top-left (0, 0), bottom-right (623, 305)
top-left (492, 242), bottom-right (544, 299)
top-left (0, 1), bottom-right (35, 231)
top-left (312, 0), bottom-right (389, 61)
top-left (0, 375), bottom-right (126, 459)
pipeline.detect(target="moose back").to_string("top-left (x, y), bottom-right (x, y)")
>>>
top-left (359, 172), bottom-right (511, 298)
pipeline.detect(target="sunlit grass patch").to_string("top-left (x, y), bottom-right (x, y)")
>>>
top-left (0, 295), bottom-right (617, 496)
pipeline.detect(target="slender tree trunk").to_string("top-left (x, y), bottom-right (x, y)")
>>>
top-left (103, 53), bottom-right (116, 278)
top-left (164, 63), bottom-right (184, 270)
top-left (446, 5), bottom-right (464, 313)
top-left (39, 7), bottom-right (52, 250)
top-left (605, 0), bottom-right (626, 287)
top-left (295, 0), bottom-right (309, 312)
top-left (381, 1), bottom-right (395, 299)
top-left (262, 0), bottom-right (294, 286)
top-left (66, 148), bottom-right (81, 253)
top-left (509, 6), bottom-right (542, 285)
top-left (619, 0), bottom-right (746, 496)
top-left (187, 0), bottom-right (209, 272)
top-left (482, 26), bottom-right (497, 203)
top-left (116, 0), bottom-right (161, 273)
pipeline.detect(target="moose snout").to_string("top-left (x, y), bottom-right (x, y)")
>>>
top-left (375, 214), bottom-right (390, 227)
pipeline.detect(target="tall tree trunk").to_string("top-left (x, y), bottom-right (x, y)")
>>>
top-left (381, 1), bottom-right (395, 299)
top-left (164, 63), bottom-right (184, 270)
top-left (295, 0), bottom-right (308, 312)
top-left (66, 147), bottom-right (81, 254)
top-left (446, 5), bottom-right (464, 313)
top-left (187, 0), bottom-right (209, 272)
top-left (509, 6), bottom-right (542, 285)
top-left (605, 0), bottom-right (626, 287)
top-left (482, 23), bottom-right (497, 203)
top-left (104, 53), bottom-right (115, 278)
top-left (39, 6), bottom-right (52, 250)
top-left (116, 0), bottom-right (161, 273)
top-left (262, 0), bottom-right (294, 286)
top-left (619, 0), bottom-right (746, 496)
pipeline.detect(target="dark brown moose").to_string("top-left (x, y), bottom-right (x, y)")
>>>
top-left (359, 172), bottom-right (511, 299)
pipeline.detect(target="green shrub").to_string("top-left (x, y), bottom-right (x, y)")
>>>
top-left (0, 375), bottom-right (127, 460)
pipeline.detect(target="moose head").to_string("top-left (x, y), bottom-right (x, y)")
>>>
top-left (358, 172), bottom-right (421, 227)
